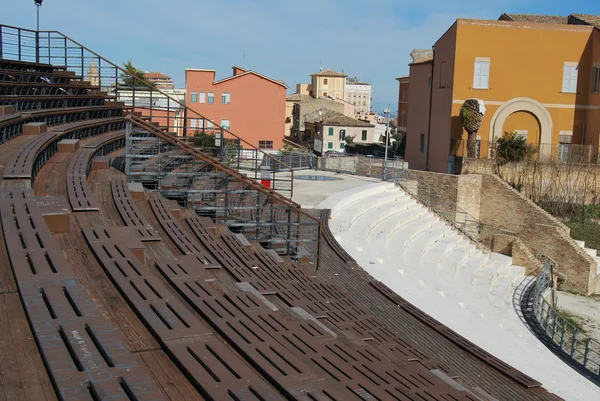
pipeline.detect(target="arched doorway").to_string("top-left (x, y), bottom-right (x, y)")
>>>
top-left (503, 110), bottom-right (541, 145)
top-left (489, 97), bottom-right (552, 157)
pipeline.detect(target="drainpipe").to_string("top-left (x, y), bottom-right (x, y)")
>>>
top-left (425, 46), bottom-right (435, 171)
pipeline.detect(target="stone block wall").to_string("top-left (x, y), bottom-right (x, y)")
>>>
top-left (411, 170), bottom-right (598, 294)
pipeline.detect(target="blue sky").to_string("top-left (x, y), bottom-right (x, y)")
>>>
top-left (2, 0), bottom-right (598, 114)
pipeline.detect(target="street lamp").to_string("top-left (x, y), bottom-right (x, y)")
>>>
top-left (34, 0), bottom-right (43, 63)
top-left (383, 106), bottom-right (391, 180)
top-left (34, 0), bottom-right (43, 31)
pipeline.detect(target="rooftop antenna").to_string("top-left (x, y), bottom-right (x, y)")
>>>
top-left (242, 49), bottom-right (246, 68)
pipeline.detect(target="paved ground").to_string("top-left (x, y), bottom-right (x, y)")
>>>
top-left (288, 169), bottom-right (379, 207)
top-left (557, 291), bottom-right (600, 343)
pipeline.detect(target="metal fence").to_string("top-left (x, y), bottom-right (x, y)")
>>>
top-left (387, 163), bottom-right (481, 242)
top-left (530, 260), bottom-right (600, 376)
top-left (453, 138), bottom-right (600, 165)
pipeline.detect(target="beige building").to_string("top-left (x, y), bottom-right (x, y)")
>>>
top-left (144, 71), bottom-right (175, 89)
top-left (309, 69), bottom-right (347, 99)
top-left (304, 109), bottom-right (375, 153)
top-left (345, 77), bottom-right (372, 113)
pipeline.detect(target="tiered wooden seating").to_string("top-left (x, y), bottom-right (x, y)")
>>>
top-left (0, 189), bottom-right (165, 400)
top-left (111, 179), bottom-right (161, 241)
top-left (81, 225), bottom-right (283, 400)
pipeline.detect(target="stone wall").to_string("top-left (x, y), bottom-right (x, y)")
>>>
top-left (412, 170), bottom-right (598, 294)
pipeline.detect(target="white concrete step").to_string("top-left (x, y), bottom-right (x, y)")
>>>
top-left (319, 181), bottom-right (394, 217)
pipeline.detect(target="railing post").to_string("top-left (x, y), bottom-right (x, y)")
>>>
top-left (80, 46), bottom-right (84, 77)
top-left (0, 26), bottom-right (3, 59)
top-left (583, 337), bottom-right (592, 368)
top-left (36, 30), bottom-right (39, 63)
top-left (18, 29), bottom-right (21, 61)
top-left (63, 36), bottom-right (67, 67)
top-left (559, 320), bottom-right (568, 350)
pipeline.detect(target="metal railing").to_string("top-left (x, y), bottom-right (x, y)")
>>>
top-left (0, 24), bottom-right (322, 267)
top-left (452, 138), bottom-right (600, 165)
top-left (387, 163), bottom-right (481, 242)
top-left (530, 259), bottom-right (600, 376)
top-left (0, 24), bottom-right (293, 197)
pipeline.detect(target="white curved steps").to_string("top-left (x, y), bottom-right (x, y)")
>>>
top-left (319, 182), bottom-right (600, 400)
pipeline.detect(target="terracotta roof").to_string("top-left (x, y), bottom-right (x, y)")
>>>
top-left (286, 93), bottom-right (313, 102)
top-left (395, 75), bottom-right (409, 81)
top-left (409, 56), bottom-right (433, 66)
top-left (214, 70), bottom-right (288, 89)
top-left (305, 109), bottom-right (373, 127)
top-left (144, 72), bottom-right (171, 79)
top-left (499, 13), bottom-right (569, 24)
top-left (571, 14), bottom-right (600, 29)
top-left (310, 69), bottom-right (347, 77)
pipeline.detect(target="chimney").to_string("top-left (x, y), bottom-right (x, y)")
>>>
top-left (233, 66), bottom-right (247, 76)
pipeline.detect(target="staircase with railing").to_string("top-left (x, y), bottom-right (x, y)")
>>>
top-left (0, 24), bottom-right (321, 266)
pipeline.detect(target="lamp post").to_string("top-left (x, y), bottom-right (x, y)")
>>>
top-left (34, 0), bottom-right (43, 63)
top-left (382, 106), bottom-right (391, 180)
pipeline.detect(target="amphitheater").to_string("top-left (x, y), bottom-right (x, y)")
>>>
top-left (0, 24), bottom-right (599, 401)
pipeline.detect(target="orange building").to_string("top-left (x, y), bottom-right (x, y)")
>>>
top-left (407, 14), bottom-right (600, 173)
top-left (185, 66), bottom-right (287, 150)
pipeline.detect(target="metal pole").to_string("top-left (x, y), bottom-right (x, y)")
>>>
top-left (383, 106), bottom-right (391, 180)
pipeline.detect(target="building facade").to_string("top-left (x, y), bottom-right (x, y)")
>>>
top-left (310, 69), bottom-right (347, 99)
top-left (185, 66), bottom-right (287, 150)
top-left (405, 56), bottom-right (433, 171)
top-left (304, 109), bottom-right (375, 153)
top-left (144, 72), bottom-right (175, 90)
top-left (345, 77), bottom-right (372, 114)
top-left (406, 15), bottom-right (600, 173)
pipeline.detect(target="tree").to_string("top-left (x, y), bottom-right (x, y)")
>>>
top-left (495, 131), bottom-right (537, 164)
top-left (120, 60), bottom-right (154, 88)
top-left (192, 130), bottom-right (216, 155)
top-left (460, 99), bottom-right (485, 158)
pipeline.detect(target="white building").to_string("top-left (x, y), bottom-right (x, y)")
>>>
top-left (345, 77), bottom-right (371, 114)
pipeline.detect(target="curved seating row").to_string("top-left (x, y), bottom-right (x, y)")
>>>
top-left (111, 179), bottom-right (161, 241)
top-left (3, 117), bottom-right (125, 180)
top-left (0, 189), bottom-right (165, 400)
top-left (81, 225), bottom-right (282, 400)
top-left (65, 131), bottom-right (126, 211)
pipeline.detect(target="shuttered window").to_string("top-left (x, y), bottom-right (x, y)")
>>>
top-left (473, 60), bottom-right (490, 89)
top-left (562, 64), bottom-right (578, 93)
top-left (593, 66), bottom-right (600, 93)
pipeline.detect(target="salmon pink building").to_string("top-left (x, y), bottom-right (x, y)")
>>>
top-left (185, 66), bottom-right (287, 150)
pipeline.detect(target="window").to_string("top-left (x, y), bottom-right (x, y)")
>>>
top-left (190, 118), bottom-right (198, 128)
top-left (361, 130), bottom-right (367, 141)
top-left (206, 120), bottom-right (213, 129)
top-left (222, 92), bottom-right (231, 104)
top-left (323, 78), bottom-right (328, 85)
top-left (401, 112), bottom-right (406, 127)
top-left (562, 63), bottom-right (578, 93)
top-left (559, 131), bottom-right (573, 163)
top-left (327, 142), bottom-right (333, 149)
top-left (191, 92), bottom-right (198, 103)
top-left (402, 88), bottom-right (407, 102)
top-left (439, 61), bottom-right (447, 88)
top-left (473, 60), bottom-right (490, 89)
top-left (323, 92), bottom-right (328, 97)
top-left (208, 92), bottom-right (215, 103)
top-left (419, 134), bottom-right (425, 152)
top-left (339, 129), bottom-right (346, 141)
top-left (593, 66), bottom-right (600, 93)
top-left (258, 140), bottom-right (274, 150)
top-left (340, 142), bottom-right (345, 149)
top-left (200, 92), bottom-right (206, 103)
top-left (221, 119), bottom-right (230, 130)
top-left (328, 127), bottom-right (334, 136)
top-left (514, 130), bottom-right (528, 141)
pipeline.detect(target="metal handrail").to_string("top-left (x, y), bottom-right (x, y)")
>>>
top-left (389, 166), bottom-right (481, 242)
top-left (0, 24), bottom-right (294, 195)
top-left (528, 259), bottom-right (600, 376)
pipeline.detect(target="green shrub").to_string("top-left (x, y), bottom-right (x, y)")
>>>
top-left (495, 131), bottom-right (537, 163)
